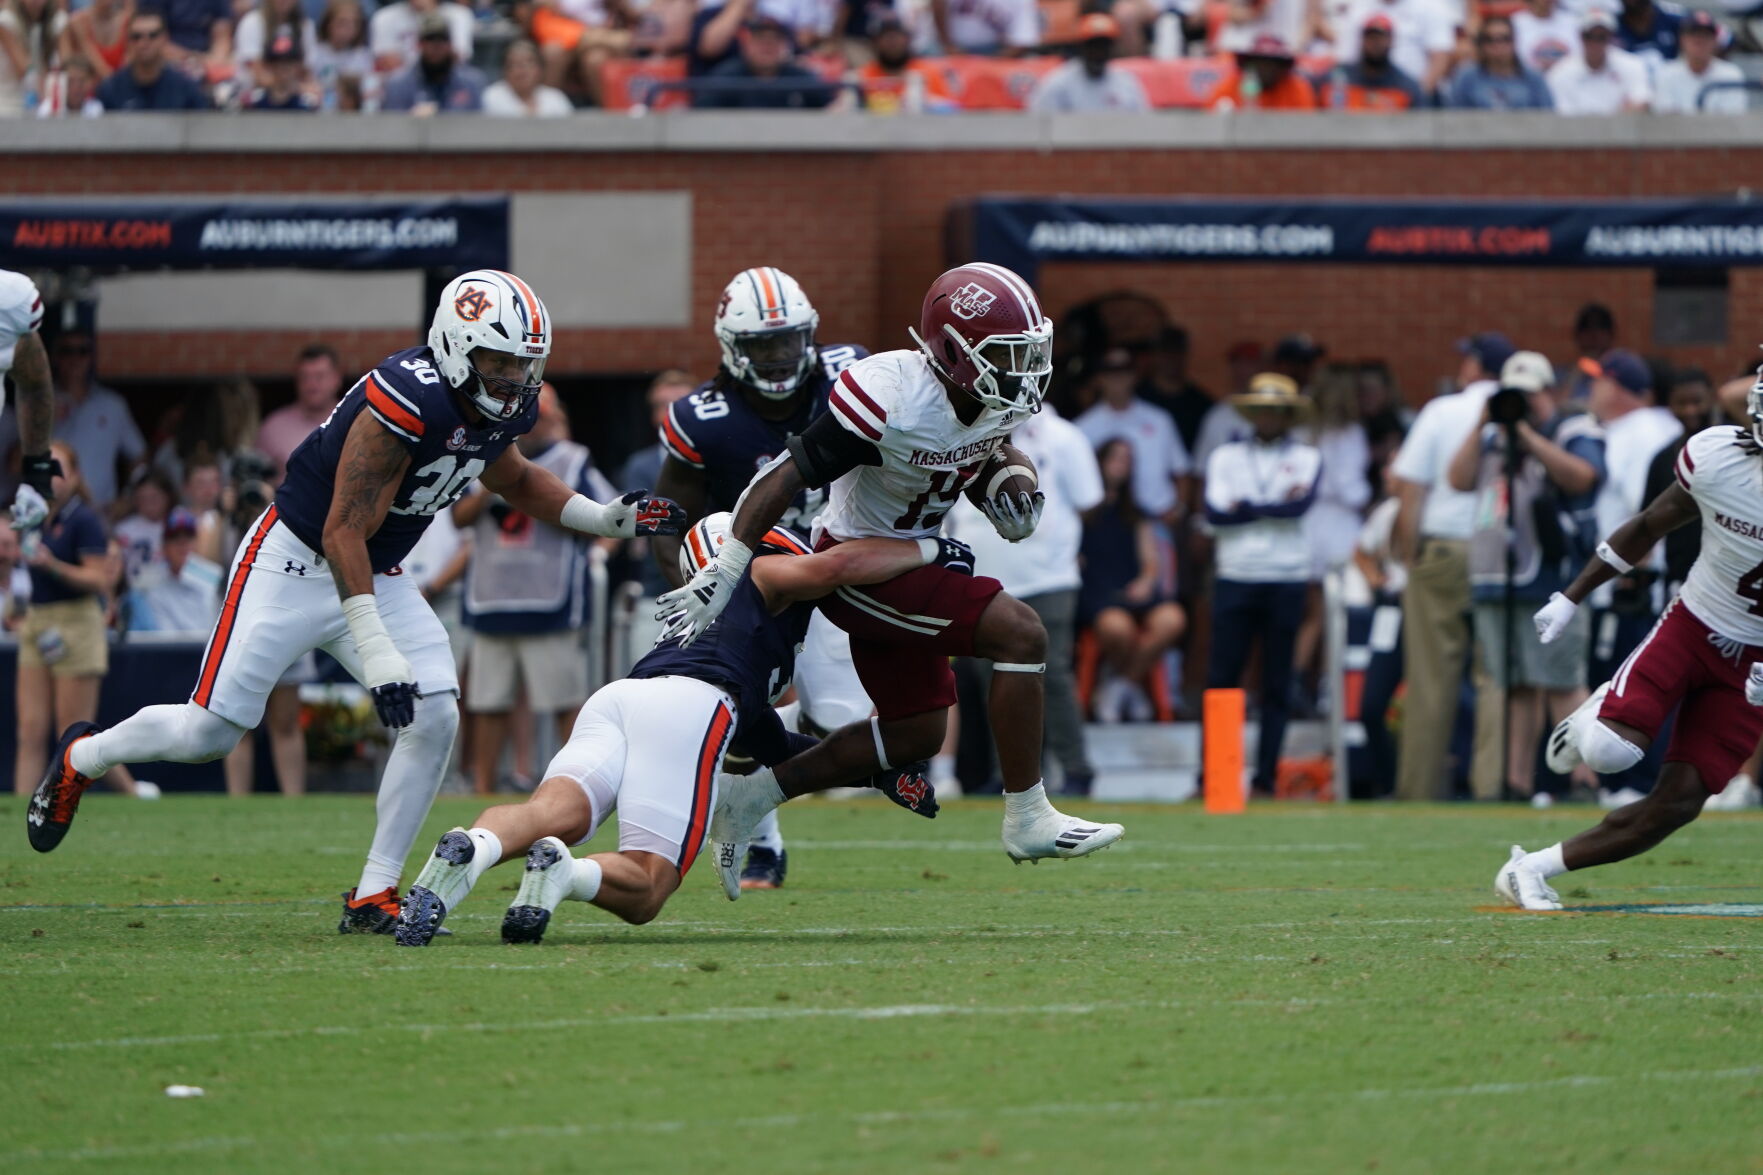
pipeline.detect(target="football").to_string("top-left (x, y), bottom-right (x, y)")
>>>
top-left (965, 443), bottom-right (1038, 508)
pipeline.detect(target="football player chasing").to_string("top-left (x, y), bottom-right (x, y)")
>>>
top-left (1, 268), bottom-right (65, 536)
top-left (1499, 373), bottom-right (1763, 909)
top-left (26, 270), bottom-right (688, 934)
top-left (660, 262), bottom-right (1125, 866)
top-left (393, 513), bottom-right (954, 946)
top-left (652, 266), bottom-right (876, 891)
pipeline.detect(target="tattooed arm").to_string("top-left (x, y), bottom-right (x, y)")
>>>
top-left (322, 412), bottom-right (418, 726)
top-left (322, 412), bottom-right (410, 600)
top-left (11, 331), bottom-right (53, 459)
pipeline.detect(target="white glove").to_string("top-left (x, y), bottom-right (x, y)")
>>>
top-left (1747, 664), bottom-right (1763, 708)
top-left (654, 535), bottom-right (752, 647)
top-left (979, 490), bottom-right (1045, 543)
top-left (10, 483), bottom-right (48, 532)
top-left (342, 594), bottom-right (417, 727)
top-left (1533, 592), bottom-right (1577, 645)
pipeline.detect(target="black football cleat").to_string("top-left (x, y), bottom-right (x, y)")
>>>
top-left (501, 836), bottom-right (572, 945)
top-left (394, 829), bottom-right (476, 947)
top-left (338, 886), bottom-right (402, 935)
top-left (27, 721), bottom-right (100, 853)
top-left (869, 760), bottom-right (939, 819)
top-left (739, 845), bottom-right (787, 891)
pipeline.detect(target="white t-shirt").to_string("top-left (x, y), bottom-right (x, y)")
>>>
top-left (482, 80), bottom-right (575, 115)
top-left (945, 404), bottom-right (1104, 598)
top-left (1334, 0), bottom-right (1455, 84)
top-left (235, 12), bottom-right (318, 67)
top-left (1353, 495), bottom-right (1407, 599)
top-left (129, 554), bottom-right (224, 634)
top-left (0, 8), bottom-right (67, 116)
top-left (1205, 435), bottom-right (1323, 583)
top-left (1512, 6), bottom-right (1580, 73)
top-left (1216, 0), bottom-right (1309, 54)
top-left (1301, 422), bottom-right (1371, 575)
top-left (1028, 61), bottom-right (1150, 113)
top-left (1075, 398), bottom-right (1191, 517)
top-left (936, 0), bottom-right (1040, 53)
top-left (1193, 400), bottom-right (1250, 473)
top-left (1652, 57), bottom-right (1746, 114)
top-left (1595, 404), bottom-right (1680, 544)
top-left (368, 1), bottom-right (475, 71)
top-left (114, 514), bottom-right (165, 580)
top-left (1390, 380), bottom-right (1494, 541)
top-left (1547, 46), bottom-right (1652, 114)
top-left (0, 268), bottom-right (43, 378)
top-left (817, 350), bottom-right (1022, 541)
top-left (1675, 426), bottom-right (1763, 645)
top-left (696, 0), bottom-right (836, 39)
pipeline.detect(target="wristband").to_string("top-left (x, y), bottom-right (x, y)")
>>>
top-left (559, 493), bottom-right (605, 535)
top-left (916, 537), bottom-right (940, 566)
top-left (341, 593), bottom-right (394, 658)
top-left (1595, 540), bottom-right (1634, 576)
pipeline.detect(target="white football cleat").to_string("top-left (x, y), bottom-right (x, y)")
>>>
top-left (1494, 845), bottom-right (1563, 911)
top-left (1545, 682), bottom-right (1608, 775)
top-left (395, 828), bottom-right (478, 947)
top-left (707, 768), bottom-right (782, 901)
top-left (1001, 806), bottom-right (1125, 863)
top-left (501, 836), bottom-right (573, 944)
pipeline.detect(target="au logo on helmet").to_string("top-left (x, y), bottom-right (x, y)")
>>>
top-left (948, 283), bottom-right (997, 321)
top-left (453, 286), bottom-right (493, 323)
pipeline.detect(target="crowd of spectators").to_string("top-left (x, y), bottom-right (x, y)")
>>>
top-left (5, 296), bottom-right (1756, 806)
top-left (1, 0), bottom-right (1753, 113)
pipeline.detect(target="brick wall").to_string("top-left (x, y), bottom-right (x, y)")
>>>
top-left (9, 145), bottom-right (1763, 401)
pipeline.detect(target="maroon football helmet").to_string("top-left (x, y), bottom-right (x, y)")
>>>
top-left (910, 262), bottom-right (1053, 413)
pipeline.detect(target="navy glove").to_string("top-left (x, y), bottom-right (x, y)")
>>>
top-left (869, 760), bottom-right (939, 819)
top-left (623, 490), bottom-right (687, 537)
top-left (369, 681), bottom-right (418, 729)
top-left (930, 536), bottom-right (975, 576)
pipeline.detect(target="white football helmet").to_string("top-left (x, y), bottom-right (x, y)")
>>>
top-left (678, 511), bottom-right (733, 582)
top-left (714, 267), bottom-right (819, 400)
top-left (1749, 362), bottom-right (1763, 449)
top-left (428, 269), bottom-right (552, 422)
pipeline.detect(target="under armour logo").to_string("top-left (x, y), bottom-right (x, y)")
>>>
top-left (285, 560), bottom-right (307, 576)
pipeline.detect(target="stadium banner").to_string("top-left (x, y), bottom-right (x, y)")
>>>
top-left (964, 197), bottom-right (1763, 277)
top-left (0, 197), bottom-right (510, 271)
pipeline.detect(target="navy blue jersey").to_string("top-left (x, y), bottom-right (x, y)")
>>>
top-left (659, 343), bottom-right (867, 531)
top-left (630, 529), bottom-right (815, 763)
top-left (276, 346), bottom-right (538, 574)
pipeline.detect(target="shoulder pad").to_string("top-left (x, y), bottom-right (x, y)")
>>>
top-left (660, 390), bottom-right (719, 468)
top-left (361, 352), bottom-right (445, 445)
top-left (0, 270), bottom-right (43, 341)
top-left (827, 356), bottom-right (899, 442)
top-left (817, 343), bottom-right (870, 379)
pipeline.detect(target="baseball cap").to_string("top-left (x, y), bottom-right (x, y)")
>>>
top-left (1240, 32), bottom-right (1295, 59)
top-left (1579, 348), bottom-right (1652, 395)
top-left (417, 11), bottom-right (450, 38)
top-left (1500, 350), bottom-right (1555, 394)
top-left (1078, 12), bottom-right (1120, 40)
top-left (745, 12), bottom-right (793, 35)
top-left (1457, 331), bottom-right (1516, 374)
top-left (1362, 12), bottom-right (1394, 32)
top-left (1272, 333), bottom-right (1325, 363)
top-left (1580, 9), bottom-right (1617, 33)
top-left (1683, 9), bottom-right (1719, 33)
top-left (165, 507), bottom-right (198, 537)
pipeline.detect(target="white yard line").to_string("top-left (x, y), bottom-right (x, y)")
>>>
top-left (8, 1064), bottom-right (1763, 1165)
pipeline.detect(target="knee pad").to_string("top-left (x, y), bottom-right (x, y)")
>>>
top-left (1579, 718), bottom-right (1644, 775)
top-left (179, 705), bottom-right (247, 762)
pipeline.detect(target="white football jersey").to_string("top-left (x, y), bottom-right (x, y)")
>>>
top-left (1675, 426), bottom-right (1763, 646)
top-left (0, 268), bottom-right (43, 377)
top-left (816, 349), bottom-right (1023, 541)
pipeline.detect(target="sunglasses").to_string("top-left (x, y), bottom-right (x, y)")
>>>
top-left (129, 28), bottom-right (164, 39)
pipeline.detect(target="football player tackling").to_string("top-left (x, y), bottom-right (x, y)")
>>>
top-left (26, 270), bottom-right (687, 933)
top-left (1499, 372), bottom-right (1763, 909)
top-left (652, 266), bottom-right (876, 890)
top-left (392, 514), bottom-right (955, 946)
top-left (660, 262), bottom-right (1124, 864)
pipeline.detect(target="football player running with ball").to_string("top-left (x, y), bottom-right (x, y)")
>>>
top-left (652, 266), bottom-right (876, 891)
top-left (660, 262), bottom-right (1125, 866)
top-left (26, 270), bottom-right (687, 934)
top-left (1499, 371), bottom-right (1763, 910)
top-left (392, 514), bottom-right (955, 946)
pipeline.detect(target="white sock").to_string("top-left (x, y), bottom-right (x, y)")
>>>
top-left (1003, 781), bottom-right (1053, 820)
top-left (355, 693), bottom-right (460, 896)
top-left (749, 807), bottom-right (784, 853)
top-left (929, 754), bottom-right (956, 786)
top-left (568, 857), bottom-right (603, 902)
top-left (465, 828), bottom-right (503, 885)
top-left (1525, 843), bottom-right (1568, 879)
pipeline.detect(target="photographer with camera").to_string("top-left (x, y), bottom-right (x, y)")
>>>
top-left (1449, 352), bottom-right (1605, 801)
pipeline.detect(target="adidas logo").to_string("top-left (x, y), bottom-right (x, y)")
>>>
top-left (1054, 825), bottom-right (1100, 850)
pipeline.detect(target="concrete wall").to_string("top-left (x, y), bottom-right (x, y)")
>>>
top-left (7, 114), bottom-right (1763, 397)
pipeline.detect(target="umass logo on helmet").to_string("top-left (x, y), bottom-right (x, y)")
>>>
top-left (948, 283), bottom-right (998, 321)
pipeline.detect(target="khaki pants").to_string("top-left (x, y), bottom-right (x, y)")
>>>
top-left (1396, 539), bottom-right (1470, 800)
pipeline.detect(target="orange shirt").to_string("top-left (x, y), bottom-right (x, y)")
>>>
top-left (857, 61), bottom-right (956, 113)
top-left (1205, 67), bottom-right (1318, 110)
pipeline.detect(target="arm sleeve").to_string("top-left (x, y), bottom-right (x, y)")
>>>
top-left (788, 407), bottom-right (884, 491)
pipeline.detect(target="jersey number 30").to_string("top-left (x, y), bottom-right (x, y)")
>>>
top-left (393, 455), bottom-right (485, 516)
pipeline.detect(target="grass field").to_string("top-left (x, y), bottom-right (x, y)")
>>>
top-left (4, 793), bottom-right (1762, 1174)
